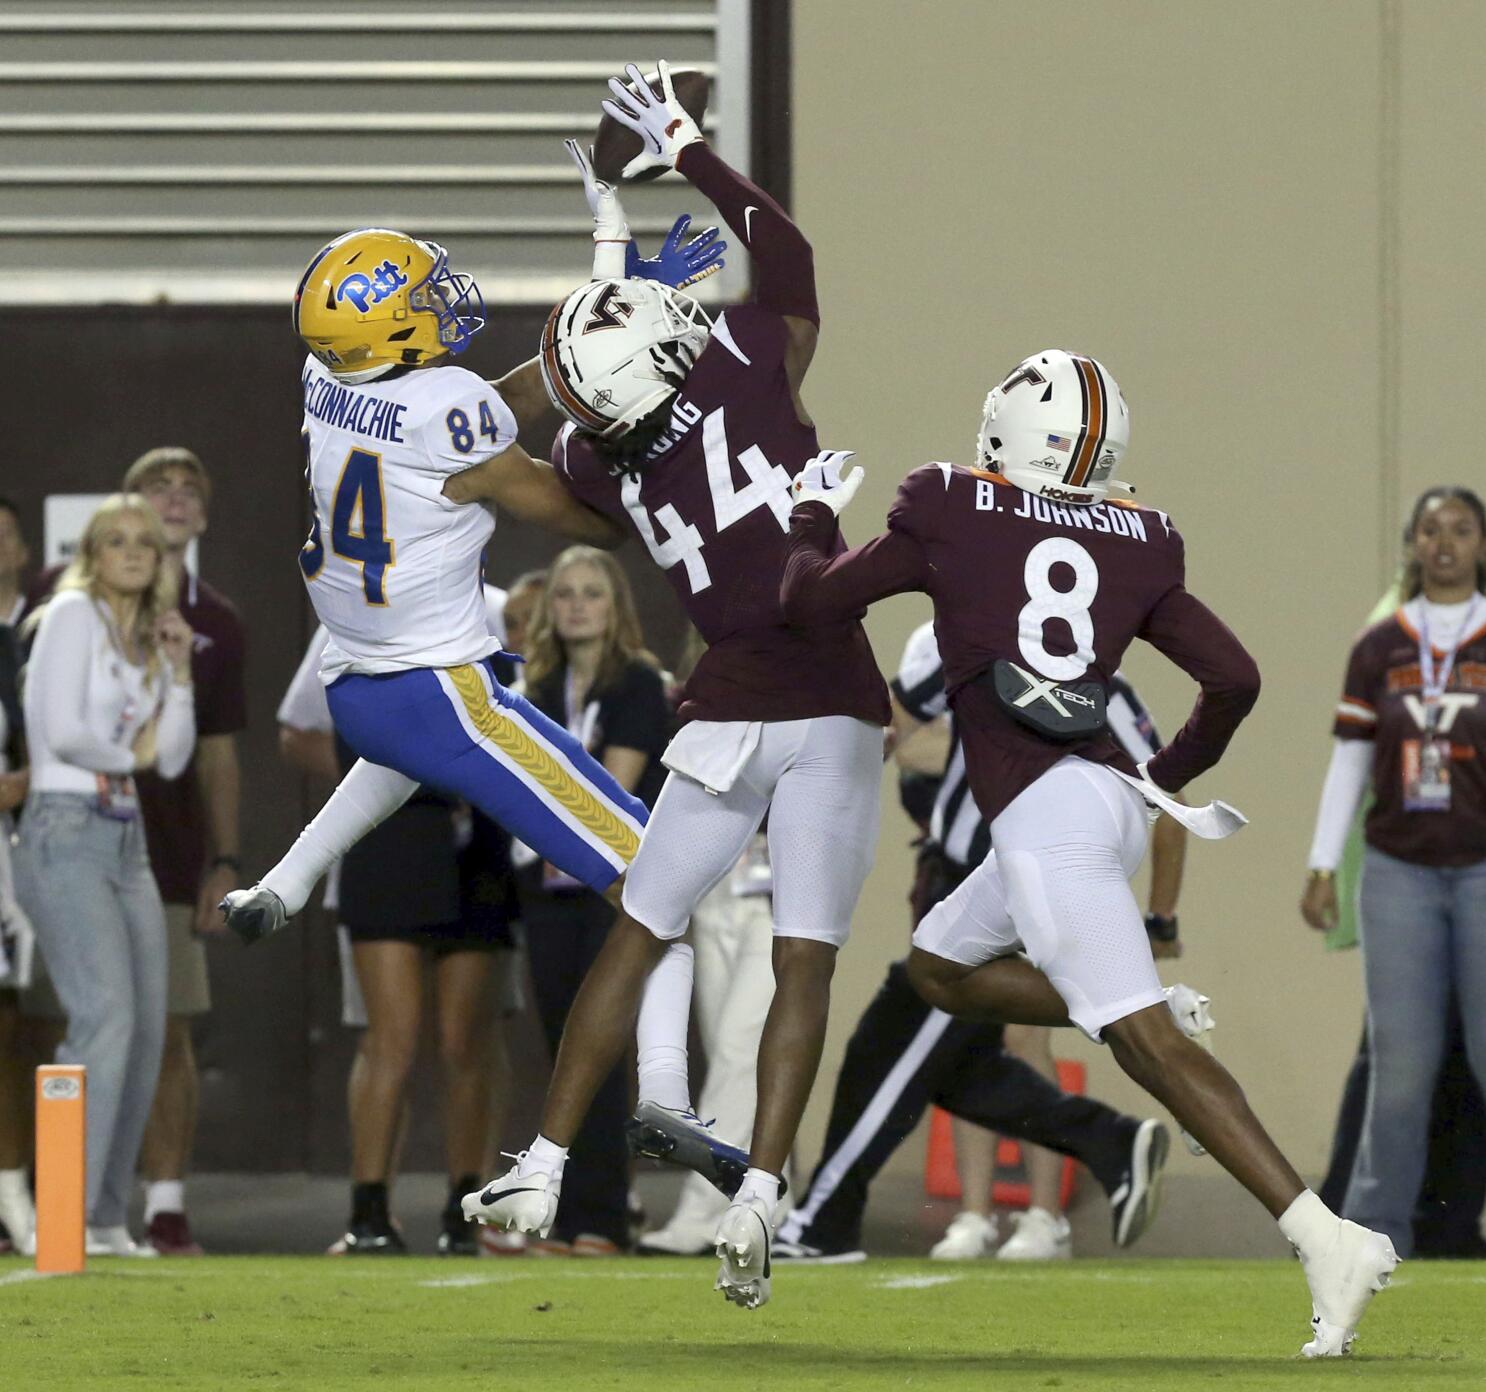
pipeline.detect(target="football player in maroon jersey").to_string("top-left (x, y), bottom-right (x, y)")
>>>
top-left (779, 350), bottom-right (1398, 1357)
top-left (462, 63), bottom-right (888, 1309)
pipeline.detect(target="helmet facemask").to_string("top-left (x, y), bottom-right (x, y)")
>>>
top-left (409, 241), bottom-right (485, 355)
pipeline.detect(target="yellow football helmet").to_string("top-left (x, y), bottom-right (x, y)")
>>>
top-left (292, 228), bottom-right (485, 381)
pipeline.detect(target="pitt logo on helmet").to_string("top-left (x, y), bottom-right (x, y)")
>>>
top-left (294, 228), bottom-right (485, 384)
top-left (335, 260), bottom-right (409, 313)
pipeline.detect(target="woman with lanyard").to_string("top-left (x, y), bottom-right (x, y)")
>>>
top-left (14, 495), bottom-right (194, 1256)
top-left (516, 546), bottom-right (669, 1254)
top-left (1302, 485), bottom-right (1486, 1256)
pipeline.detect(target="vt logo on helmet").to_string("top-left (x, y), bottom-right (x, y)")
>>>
top-left (540, 278), bottom-right (711, 439)
top-left (293, 228), bottom-right (486, 384)
top-left (977, 350), bottom-right (1131, 506)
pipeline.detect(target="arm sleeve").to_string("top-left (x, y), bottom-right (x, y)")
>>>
top-left (601, 664), bottom-right (670, 757)
top-left (30, 597), bottom-right (134, 774)
top-left (1139, 586), bottom-right (1262, 792)
top-left (1331, 634), bottom-right (1381, 740)
top-left (675, 143), bottom-right (817, 324)
top-left (781, 502), bottom-right (932, 626)
top-left (417, 375), bottom-right (519, 477)
top-left (153, 682), bottom-right (197, 781)
top-left (1306, 738), bottom-right (1373, 870)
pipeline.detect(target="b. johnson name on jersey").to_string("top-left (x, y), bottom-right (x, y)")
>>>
top-left (974, 478), bottom-right (1150, 542)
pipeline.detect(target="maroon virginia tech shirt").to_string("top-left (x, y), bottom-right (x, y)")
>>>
top-left (782, 464), bottom-right (1259, 823)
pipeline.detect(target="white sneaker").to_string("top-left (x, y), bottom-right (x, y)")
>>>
top-left (637, 1222), bottom-right (716, 1257)
top-left (1164, 984), bottom-right (1215, 1156)
top-left (461, 1160), bottom-right (560, 1239)
top-left (996, 1207), bottom-right (1072, 1261)
top-left (714, 1196), bottom-right (772, 1310)
top-left (0, 1169), bottom-right (36, 1257)
top-left (929, 1210), bottom-right (996, 1261)
top-left (1298, 1220), bottom-right (1398, 1357)
top-left (85, 1225), bottom-right (157, 1257)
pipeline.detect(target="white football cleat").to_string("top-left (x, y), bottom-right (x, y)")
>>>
top-left (220, 886), bottom-right (289, 945)
top-left (714, 1195), bottom-right (772, 1310)
top-left (996, 1207), bottom-right (1072, 1261)
top-left (85, 1225), bottom-right (157, 1257)
top-left (461, 1161), bottom-right (560, 1240)
top-left (1164, 984), bottom-right (1215, 1156)
top-left (1298, 1220), bottom-right (1398, 1358)
top-left (929, 1210), bottom-right (997, 1261)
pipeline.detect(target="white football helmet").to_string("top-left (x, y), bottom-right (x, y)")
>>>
top-left (976, 350), bottom-right (1130, 506)
top-left (539, 278), bottom-right (711, 437)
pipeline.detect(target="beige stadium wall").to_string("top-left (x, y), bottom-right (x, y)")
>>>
top-left (788, 0), bottom-right (1486, 1201)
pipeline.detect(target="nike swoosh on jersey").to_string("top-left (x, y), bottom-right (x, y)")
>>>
top-left (744, 205), bottom-right (758, 241)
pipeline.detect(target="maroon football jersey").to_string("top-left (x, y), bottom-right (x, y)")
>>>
top-left (783, 465), bottom-right (1260, 823)
top-left (555, 304), bottom-right (888, 726)
top-left (1333, 602), bottom-right (1486, 867)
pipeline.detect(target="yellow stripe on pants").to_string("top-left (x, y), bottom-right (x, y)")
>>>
top-left (445, 664), bottom-right (640, 864)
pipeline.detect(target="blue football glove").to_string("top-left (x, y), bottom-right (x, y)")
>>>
top-left (627, 214), bottom-right (727, 289)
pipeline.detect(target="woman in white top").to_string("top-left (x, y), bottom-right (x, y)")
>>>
top-left (14, 494), bottom-right (194, 1257)
top-left (1301, 485), bottom-right (1486, 1256)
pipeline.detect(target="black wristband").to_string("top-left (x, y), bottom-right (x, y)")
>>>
top-left (210, 855), bottom-right (242, 873)
top-left (1144, 912), bottom-right (1179, 943)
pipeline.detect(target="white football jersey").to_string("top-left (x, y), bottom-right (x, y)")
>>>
top-left (299, 356), bottom-right (517, 680)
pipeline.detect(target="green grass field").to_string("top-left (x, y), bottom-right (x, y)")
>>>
top-left (1, 1254), bottom-right (1482, 1391)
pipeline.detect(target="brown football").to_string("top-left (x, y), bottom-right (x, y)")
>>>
top-left (591, 68), bottom-right (710, 183)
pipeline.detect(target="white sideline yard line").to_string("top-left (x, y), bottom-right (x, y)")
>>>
top-left (0, 1269), bottom-right (58, 1287)
top-left (874, 1275), bottom-right (961, 1290)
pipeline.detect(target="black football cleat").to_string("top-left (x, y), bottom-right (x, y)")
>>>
top-left (625, 1102), bottom-right (786, 1201)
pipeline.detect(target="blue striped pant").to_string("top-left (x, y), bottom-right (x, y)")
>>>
top-left (327, 660), bottom-right (647, 892)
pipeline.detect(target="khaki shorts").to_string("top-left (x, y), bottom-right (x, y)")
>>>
top-left (163, 902), bottom-right (211, 1016)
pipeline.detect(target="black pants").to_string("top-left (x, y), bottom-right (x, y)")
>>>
top-left (1320, 1008), bottom-right (1486, 1256)
top-left (779, 959), bottom-right (1136, 1252)
top-left (521, 885), bottom-right (630, 1247)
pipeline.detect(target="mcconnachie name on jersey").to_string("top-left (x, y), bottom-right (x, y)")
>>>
top-left (784, 462), bottom-right (1260, 824)
top-left (555, 304), bottom-right (888, 728)
top-left (299, 355), bottom-right (517, 681)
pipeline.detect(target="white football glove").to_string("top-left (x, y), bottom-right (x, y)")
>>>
top-left (565, 139), bottom-right (630, 279)
top-left (790, 450), bottom-right (864, 516)
top-left (601, 60), bottom-right (705, 180)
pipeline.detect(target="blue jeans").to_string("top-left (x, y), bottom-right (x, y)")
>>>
top-left (13, 793), bottom-right (168, 1228)
top-left (1343, 846), bottom-right (1486, 1255)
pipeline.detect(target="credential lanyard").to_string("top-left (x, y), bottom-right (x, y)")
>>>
top-left (1418, 596), bottom-right (1483, 730)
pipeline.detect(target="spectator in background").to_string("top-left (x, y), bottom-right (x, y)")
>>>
top-left (125, 449), bottom-right (246, 1256)
top-left (279, 586), bottom-right (523, 1256)
top-left (21, 449), bottom-right (246, 1255)
top-left (516, 547), bottom-right (669, 1255)
top-left (499, 571), bottom-right (548, 671)
top-left (0, 498), bottom-right (35, 1253)
top-left (1302, 484), bottom-right (1486, 1258)
top-left (13, 495), bottom-right (195, 1256)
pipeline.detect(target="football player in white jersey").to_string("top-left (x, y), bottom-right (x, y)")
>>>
top-left (222, 216), bottom-right (719, 941)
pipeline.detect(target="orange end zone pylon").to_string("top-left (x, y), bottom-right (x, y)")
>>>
top-left (35, 1065), bottom-right (85, 1274)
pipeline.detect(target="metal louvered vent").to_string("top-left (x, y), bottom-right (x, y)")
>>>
top-left (0, 1), bottom-right (753, 305)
